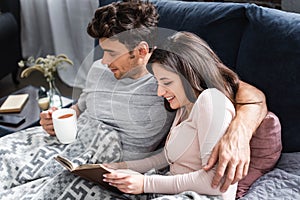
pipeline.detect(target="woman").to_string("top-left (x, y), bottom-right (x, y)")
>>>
top-left (103, 31), bottom-right (240, 199)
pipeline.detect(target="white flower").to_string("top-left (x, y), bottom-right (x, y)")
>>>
top-left (19, 54), bottom-right (73, 82)
top-left (18, 60), bottom-right (25, 68)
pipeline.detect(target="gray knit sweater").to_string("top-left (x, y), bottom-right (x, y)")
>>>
top-left (77, 60), bottom-right (175, 160)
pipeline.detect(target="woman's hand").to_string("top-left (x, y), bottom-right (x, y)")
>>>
top-left (103, 171), bottom-right (144, 194)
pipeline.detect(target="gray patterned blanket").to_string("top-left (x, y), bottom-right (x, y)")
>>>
top-left (0, 112), bottom-right (221, 200)
top-left (0, 112), bottom-right (124, 199)
top-left (3, 113), bottom-right (299, 200)
top-left (240, 152), bottom-right (300, 200)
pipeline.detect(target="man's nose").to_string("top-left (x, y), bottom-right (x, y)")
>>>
top-left (101, 53), bottom-right (111, 65)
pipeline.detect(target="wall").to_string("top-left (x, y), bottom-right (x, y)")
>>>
top-left (282, 0), bottom-right (300, 13)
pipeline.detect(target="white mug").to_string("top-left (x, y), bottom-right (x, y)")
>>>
top-left (52, 108), bottom-right (77, 144)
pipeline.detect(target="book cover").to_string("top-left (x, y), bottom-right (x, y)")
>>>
top-left (0, 94), bottom-right (29, 113)
top-left (54, 155), bottom-right (123, 194)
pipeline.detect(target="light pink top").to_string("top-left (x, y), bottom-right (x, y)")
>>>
top-left (126, 89), bottom-right (237, 199)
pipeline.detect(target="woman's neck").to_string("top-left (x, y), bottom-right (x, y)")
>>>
top-left (181, 102), bottom-right (194, 121)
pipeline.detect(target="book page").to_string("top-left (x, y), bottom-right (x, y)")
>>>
top-left (75, 163), bottom-right (111, 171)
top-left (54, 155), bottom-right (75, 171)
top-left (54, 155), bottom-right (122, 194)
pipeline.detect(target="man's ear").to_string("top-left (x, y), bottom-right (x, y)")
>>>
top-left (137, 41), bottom-right (150, 57)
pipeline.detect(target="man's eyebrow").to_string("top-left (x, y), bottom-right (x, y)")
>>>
top-left (102, 49), bottom-right (115, 53)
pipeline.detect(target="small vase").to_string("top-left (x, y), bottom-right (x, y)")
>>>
top-left (48, 78), bottom-right (63, 108)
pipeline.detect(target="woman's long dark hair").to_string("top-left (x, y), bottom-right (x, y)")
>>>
top-left (147, 31), bottom-right (240, 111)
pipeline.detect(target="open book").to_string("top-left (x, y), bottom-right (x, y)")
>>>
top-left (54, 155), bottom-right (123, 194)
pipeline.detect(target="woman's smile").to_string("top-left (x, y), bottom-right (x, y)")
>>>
top-left (165, 96), bottom-right (175, 102)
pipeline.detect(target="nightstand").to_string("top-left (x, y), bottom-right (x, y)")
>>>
top-left (0, 85), bottom-right (73, 137)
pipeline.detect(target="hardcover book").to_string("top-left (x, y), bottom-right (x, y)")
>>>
top-left (0, 94), bottom-right (29, 113)
top-left (54, 155), bottom-right (123, 194)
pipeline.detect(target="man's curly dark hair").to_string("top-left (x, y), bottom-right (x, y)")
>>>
top-left (87, 0), bottom-right (159, 50)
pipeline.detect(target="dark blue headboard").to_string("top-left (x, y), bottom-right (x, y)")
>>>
top-left (98, 0), bottom-right (300, 152)
top-left (98, 0), bottom-right (248, 70)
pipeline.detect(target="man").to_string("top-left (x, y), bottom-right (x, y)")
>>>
top-left (40, 0), bottom-right (267, 193)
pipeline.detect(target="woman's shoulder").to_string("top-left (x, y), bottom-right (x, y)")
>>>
top-left (195, 88), bottom-right (235, 112)
top-left (197, 88), bottom-right (226, 101)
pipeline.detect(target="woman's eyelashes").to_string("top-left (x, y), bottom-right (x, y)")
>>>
top-left (154, 75), bottom-right (174, 87)
top-left (163, 81), bottom-right (173, 86)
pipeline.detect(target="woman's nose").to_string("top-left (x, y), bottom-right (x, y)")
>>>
top-left (157, 85), bottom-right (166, 97)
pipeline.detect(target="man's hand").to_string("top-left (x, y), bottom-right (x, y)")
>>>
top-left (103, 171), bottom-right (144, 194)
top-left (203, 120), bottom-right (251, 192)
top-left (39, 107), bottom-right (58, 135)
top-left (203, 81), bottom-right (267, 192)
top-left (40, 104), bottom-right (80, 136)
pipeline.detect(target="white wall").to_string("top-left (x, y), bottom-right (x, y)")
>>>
top-left (20, 0), bottom-right (99, 88)
top-left (282, 0), bottom-right (300, 13)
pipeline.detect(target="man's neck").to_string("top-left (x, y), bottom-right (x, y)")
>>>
top-left (123, 52), bottom-right (152, 79)
top-left (122, 66), bottom-right (149, 79)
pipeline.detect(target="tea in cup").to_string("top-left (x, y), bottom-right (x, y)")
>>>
top-left (52, 108), bottom-right (77, 144)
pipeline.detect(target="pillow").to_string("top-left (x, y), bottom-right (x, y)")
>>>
top-left (236, 4), bottom-right (300, 152)
top-left (100, 0), bottom-right (249, 70)
top-left (154, 0), bottom-right (248, 71)
top-left (236, 111), bottom-right (282, 198)
top-left (99, 0), bottom-right (116, 6)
